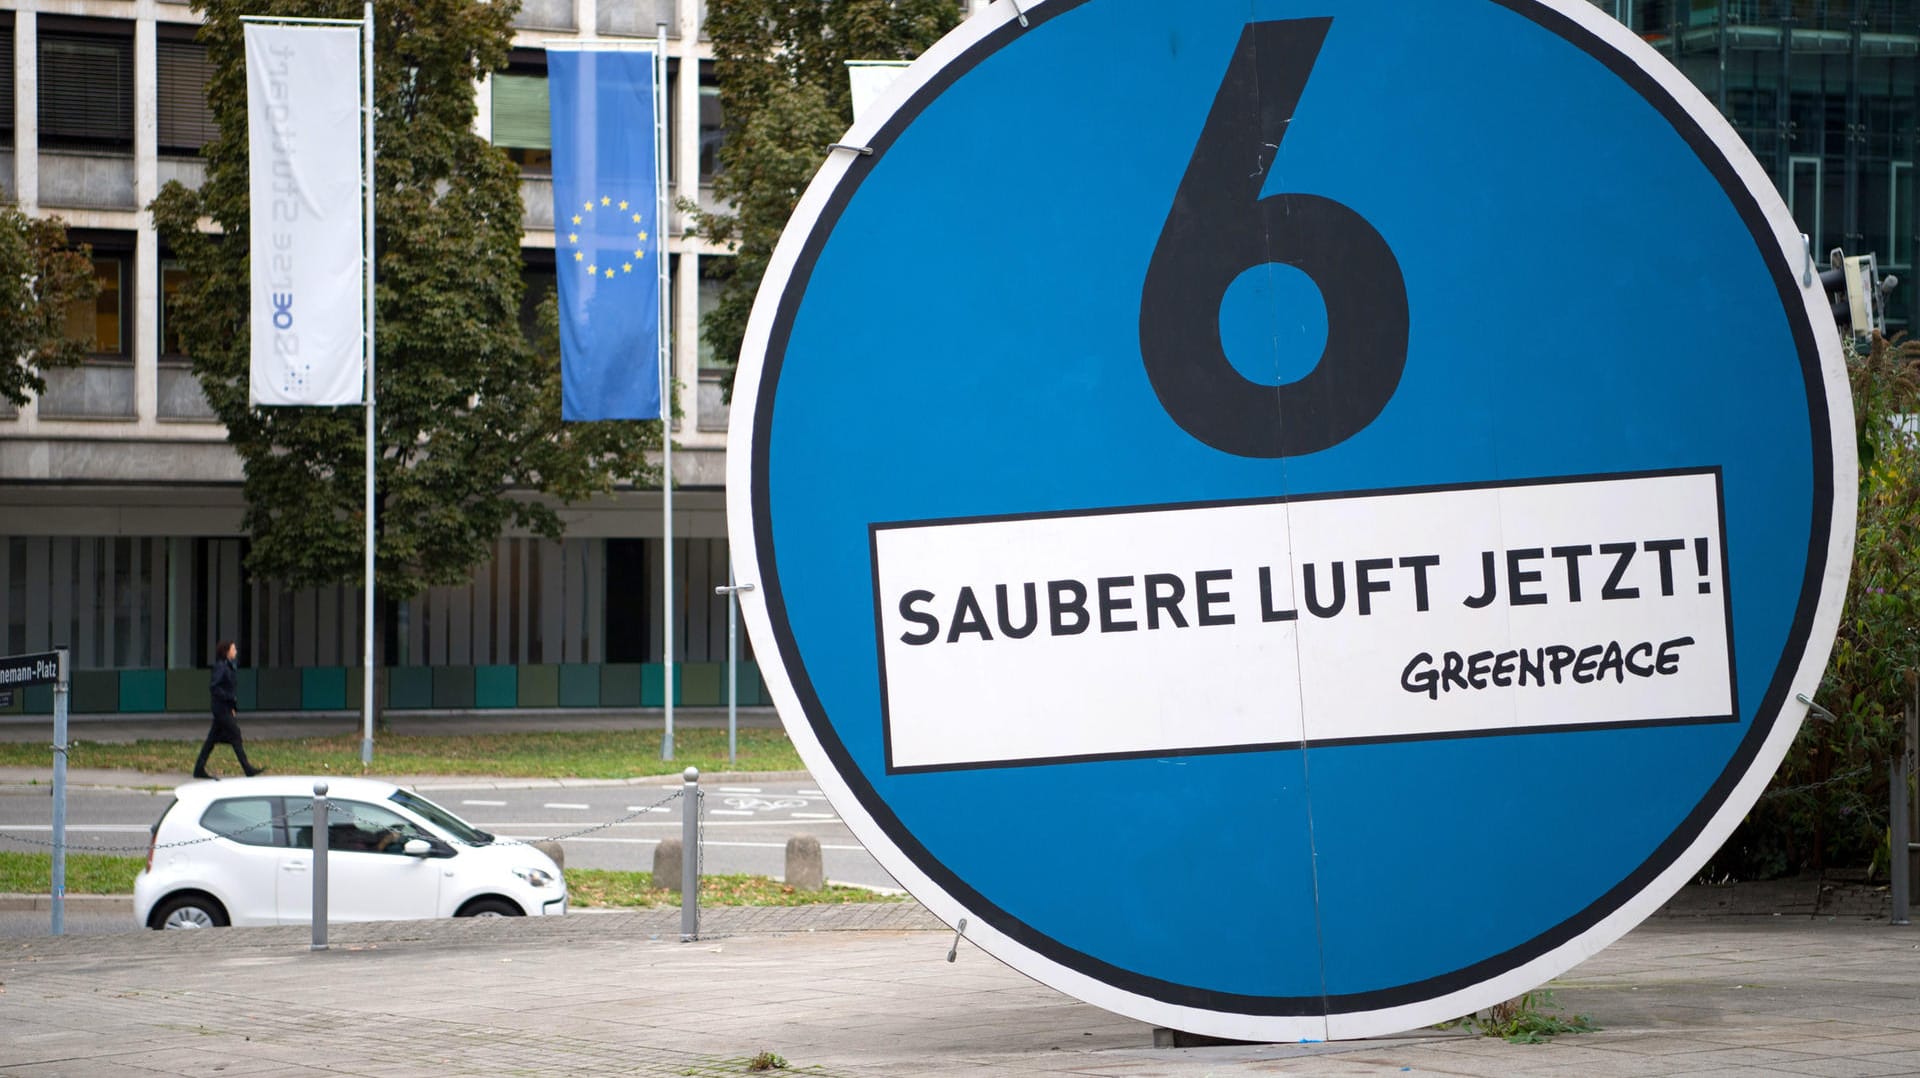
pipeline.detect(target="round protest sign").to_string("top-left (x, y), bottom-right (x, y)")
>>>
top-left (726, 0), bottom-right (1854, 1040)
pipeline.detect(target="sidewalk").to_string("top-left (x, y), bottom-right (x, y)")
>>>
top-left (0, 899), bottom-right (1914, 1076)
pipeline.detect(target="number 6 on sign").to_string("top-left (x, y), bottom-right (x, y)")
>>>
top-left (1139, 18), bottom-right (1409, 459)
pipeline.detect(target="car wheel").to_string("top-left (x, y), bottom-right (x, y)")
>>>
top-left (152, 894), bottom-right (228, 930)
top-left (458, 898), bottom-right (523, 918)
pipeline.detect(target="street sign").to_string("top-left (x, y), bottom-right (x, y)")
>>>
top-left (0, 652), bottom-right (64, 691)
top-left (0, 690), bottom-right (12, 709)
top-left (727, 0), bottom-right (1853, 1042)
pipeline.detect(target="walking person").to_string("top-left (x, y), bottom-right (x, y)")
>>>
top-left (194, 640), bottom-right (263, 779)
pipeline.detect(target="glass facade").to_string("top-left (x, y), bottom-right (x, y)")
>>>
top-left (1596, 0), bottom-right (1920, 328)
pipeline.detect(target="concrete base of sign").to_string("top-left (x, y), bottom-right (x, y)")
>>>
top-left (653, 838), bottom-right (684, 894)
top-left (1152, 1028), bottom-right (1265, 1049)
top-left (785, 834), bottom-right (823, 891)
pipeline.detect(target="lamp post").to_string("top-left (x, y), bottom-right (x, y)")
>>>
top-left (713, 576), bottom-right (755, 768)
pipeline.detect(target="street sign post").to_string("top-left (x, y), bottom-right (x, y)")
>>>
top-left (2, 649), bottom-right (72, 935)
top-left (728, 0), bottom-right (1853, 1041)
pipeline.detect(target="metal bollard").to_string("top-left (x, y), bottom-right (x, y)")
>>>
top-left (312, 782), bottom-right (330, 951)
top-left (681, 767), bottom-right (699, 941)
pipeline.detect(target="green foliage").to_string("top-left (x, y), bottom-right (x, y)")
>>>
top-left (1710, 334), bottom-right (1920, 879)
top-left (1442, 991), bottom-right (1596, 1044)
top-left (567, 867), bottom-right (904, 909)
top-left (691, 0), bottom-right (961, 393)
top-left (744, 1052), bottom-right (788, 1072)
top-left (0, 206), bottom-right (99, 407)
top-left (149, 0), bottom-right (656, 608)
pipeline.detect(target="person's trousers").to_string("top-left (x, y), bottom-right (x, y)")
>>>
top-left (194, 705), bottom-right (257, 776)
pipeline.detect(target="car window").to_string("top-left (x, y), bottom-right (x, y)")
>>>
top-left (285, 798), bottom-right (432, 855)
top-left (389, 788), bottom-right (491, 845)
top-left (199, 797), bottom-right (279, 848)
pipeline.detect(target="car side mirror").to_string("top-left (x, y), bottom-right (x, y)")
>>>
top-left (402, 838), bottom-right (439, 858)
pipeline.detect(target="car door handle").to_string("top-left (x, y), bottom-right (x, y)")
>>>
top-left (284, 862), bottom-right (308, 872)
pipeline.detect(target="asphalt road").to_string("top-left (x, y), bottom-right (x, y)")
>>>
top-left (0, 774), bottom-right (898, 938)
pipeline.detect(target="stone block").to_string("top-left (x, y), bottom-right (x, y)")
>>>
top-left (654, 838), bottom-right (684, 893)
top-left (530, 839), bottom-right (565, 872)
top-left (785, 834), bottom-right (823, 892)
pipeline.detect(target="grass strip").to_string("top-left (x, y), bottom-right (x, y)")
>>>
top-left (0, 851), bottom-right (146, 894)
top-left (0, 852), bottom-right (903, 909)
top-left (0, 728), bottom-right (802, 779)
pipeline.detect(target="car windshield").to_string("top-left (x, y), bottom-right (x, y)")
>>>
top-left (388, 789), bottom-right (493, 846)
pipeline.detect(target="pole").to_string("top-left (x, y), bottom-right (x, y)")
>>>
top-left (726, 571), bottom-right (737, 767)
top-left (680, 766), bottom-right (698, 941)
top-left (655, 24), bottom-right (675, 761)
top-left (49, 647), bottom-right (69, 937)
top-left (1893, 751), bottom-right (1910, 926)
top-left (359, 0), bottom-right (378, 767)
top-left (715, 578), bottom-right (754, 769)
top-left (312, 781), bottom-right (330, 950)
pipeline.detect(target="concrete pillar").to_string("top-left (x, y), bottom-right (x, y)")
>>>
top-left (785, 834), bottom-right (822, 892)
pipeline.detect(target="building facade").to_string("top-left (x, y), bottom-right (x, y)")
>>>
top-left (0, 0), bottom-right (1911, 715)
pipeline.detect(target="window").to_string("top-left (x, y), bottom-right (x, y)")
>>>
top-left (697, 257), bottom-right (728, 367)
top-left (39, 22), bottom-right (134, 151)
top-left (61, 253), bottom-right (128, 355)
top-left (699, 62), bottom-right (724, 183)
top-left (201, 798), bottom-right (280, 848)
top-left (161, 261), bottom-right (190, 358)
top-left (493, 67), bottom-right (551, 174)
top-left (0, 20), bottom-right (15, 149)
top-left (286, 799), bottom-right (431, 854)
top-left (157, 37), bottom-right (218, 156)
top-left (63, 255), bottom-right (128, 357)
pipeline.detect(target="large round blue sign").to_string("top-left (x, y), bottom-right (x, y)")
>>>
top-left (727, 0), bottom-right (1854, 1040)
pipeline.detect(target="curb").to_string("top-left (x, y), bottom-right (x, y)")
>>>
top-left (0, 893), bottom-right (133, 914)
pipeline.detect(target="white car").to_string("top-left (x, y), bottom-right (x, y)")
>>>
top-left (135, 776), bottom-right (566, 929)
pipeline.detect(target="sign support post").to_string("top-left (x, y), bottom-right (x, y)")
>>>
top-left (715, 577), bottom-right (755, 768)
top-left (3, 651), bottom-right (73, 934)
top-left (49, 647), bottom-right (69, 937)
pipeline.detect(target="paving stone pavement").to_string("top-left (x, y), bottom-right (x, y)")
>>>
top-left (1, 901), bottom-right (1916, 1077)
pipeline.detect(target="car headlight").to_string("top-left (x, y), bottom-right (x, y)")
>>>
top-left (512, 866), bottom-right (556, 889)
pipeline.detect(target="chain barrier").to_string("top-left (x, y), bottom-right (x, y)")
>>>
top-left (491, 787), bottom-right (684, 848)
top-left (0, 786), bottom-right (688, 856)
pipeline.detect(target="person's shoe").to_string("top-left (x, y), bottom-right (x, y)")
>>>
top-left (245, 767), bottom-right (266, 777)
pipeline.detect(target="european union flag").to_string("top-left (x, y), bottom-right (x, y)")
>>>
top-left (549, 49), bottom-right (663, 421)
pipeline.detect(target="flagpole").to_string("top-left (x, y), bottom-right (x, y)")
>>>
top-left (655, 25), bottom-right (675, 761)
top-left (359, 0), bottom-right (377, 766)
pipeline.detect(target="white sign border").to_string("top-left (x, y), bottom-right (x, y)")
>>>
top-left (726, 0), bottom-right (1856, 1044)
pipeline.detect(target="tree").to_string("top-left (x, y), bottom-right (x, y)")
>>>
top-left (694, 0), bottom-right (962, 394)
top-left (0, 206), bottom-right (99, 408)
top-left (151, 0), bottom-right (656, 709)
top-left (1709, 333), bottom-right (1920, 879)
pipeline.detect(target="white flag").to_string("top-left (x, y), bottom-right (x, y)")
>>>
top-left (246, 24), bottom-right (365, 406)
top-left (846, 61), bottom-right (911, 125)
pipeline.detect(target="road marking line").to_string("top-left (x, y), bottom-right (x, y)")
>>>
top-left (460, 800), bottom-right (507, 807)
top-left (626, 806), bottom-right (672, 813)
top-left (708, 809), bottom-right (754, 817)
top-left (543, 802), bottom-right (591, 811)
top-left (791, 813), bottom-right (838, 820)
top-left (502, 835), bottom-right (870, 852)
top-left (716, 786), bottom-right (761, 793)
top-left (798, 789), bottom-right (823, 796)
